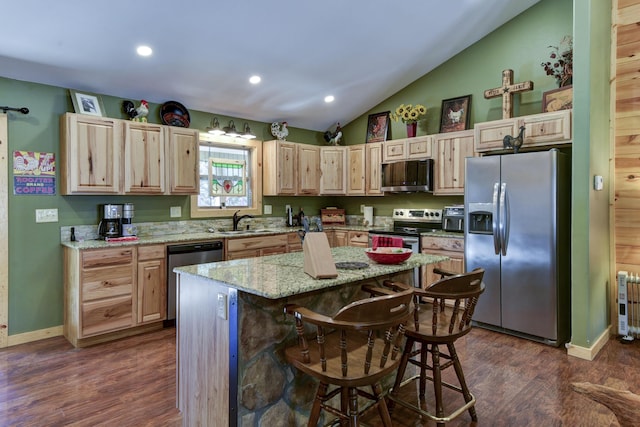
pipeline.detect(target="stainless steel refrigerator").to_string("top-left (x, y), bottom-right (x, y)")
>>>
top-left (464, 149), bottom-right (571, 346)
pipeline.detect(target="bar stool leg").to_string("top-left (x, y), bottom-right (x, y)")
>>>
top-left (309, 382), bottom-right (327, 427)
top-left (348, 387), bottom-right (359, 427)
top-left (419, 342), bottom-right (428, 399)
top-left (431, 344), bottom-right (445, 427)
top-left (448, 342), bottom-right (478, 421)
top-left (388, 337), bottom-right (414, 410)
top-left (373, 382), bottom-right (393, 426)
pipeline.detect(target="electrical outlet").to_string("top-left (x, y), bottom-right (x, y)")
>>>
top-left (217, 293), bottom-right (228, 320)
top-left (170, 206), bottom-right (181, 217)
top-left (264, 205), bottom-right (272, 214)
top-left (35, 208), bottom-right (58, 223)
top-left (360, 204), bottom-right (365, 213)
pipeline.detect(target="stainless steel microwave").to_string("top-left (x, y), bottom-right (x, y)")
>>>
top-left (381, 159), bottom-right (434, 193)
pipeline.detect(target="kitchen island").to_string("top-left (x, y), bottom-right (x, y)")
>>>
top-left (174, 246), bottom-right (448, 426)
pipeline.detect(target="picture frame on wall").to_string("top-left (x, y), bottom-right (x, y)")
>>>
top-left (439, 95), bottom-right (472, 133)
top-left (69, 90), bottom-right (106, 117)
top-left (542, 85), bottom-right (572, 113)
top-left (365, 111), bottom-right (390, 143)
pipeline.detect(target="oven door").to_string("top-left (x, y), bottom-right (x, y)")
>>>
top-left (369, 233), bottom-right (420, 287)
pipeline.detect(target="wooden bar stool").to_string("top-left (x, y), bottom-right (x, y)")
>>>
top-left (387, 268), bottom-right (485, 426)
top-left (284, 282), bottom-right (414, 427)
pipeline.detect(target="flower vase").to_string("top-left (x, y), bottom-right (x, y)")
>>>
top-left (406, 122), bottom-right (417, 138)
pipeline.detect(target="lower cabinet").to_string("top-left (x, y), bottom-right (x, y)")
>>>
top-left (421, 235), bottom-right (464, 287)
top-left (63, 245), bottom-right (166, 347)
top-left (287, 232), bottom-right (303, 252)
top-left (347, 231), bottom-right (369, 248)
top-left (137, 245), bottom-right (166, 324)
top-left (225, 234), bottom-right (289, 260)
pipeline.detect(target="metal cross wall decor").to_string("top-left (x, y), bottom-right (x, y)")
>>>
top-left (484, 69), bottom-right (534, 119)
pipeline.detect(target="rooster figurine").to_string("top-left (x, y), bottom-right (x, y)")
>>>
top-left (323, 122), bottom-right (343, 146)
top-left (270, 121), bottom-right (289, 140)
top-left (122, 99), bottom-right (149, 122)
top-left (503, 126), bottom-right (525, 153)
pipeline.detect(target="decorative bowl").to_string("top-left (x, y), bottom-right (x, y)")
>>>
top-left (365, 247), bottom-right (412, 264)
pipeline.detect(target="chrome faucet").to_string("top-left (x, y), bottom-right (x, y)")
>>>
top-left (232, 210), bottom-right (254, 231)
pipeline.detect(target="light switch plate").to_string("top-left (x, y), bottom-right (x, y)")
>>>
top-left (170, 206), bottom-right (181, 217)
top-left (264, 205), bottom-right (272, 214)
top-left (35, 208), bottom-right (58, 223)
top-left (217, 293), bottom-right (228, 320)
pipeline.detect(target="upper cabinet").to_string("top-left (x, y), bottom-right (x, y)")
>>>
top-left (346, 143), bottom-right (383, 196)
top-left (60, 113), bottom-right (199, 195)
top-left (166, 127), bottom-right (199, 194)
top-left (433, 129), bottom-right (476, 195)
top-left (263, 140), bottom-right (320, 196)
top-left (60, 113), bottom-right (122, 194)
top-left (474, 110), bottom-right (571, 153)
top-left (365, 142), bottom-right (383, 196)
top-left (320, 146), bottom-right (347, 195)
top-left (382, 135), bottom-right (433, 163)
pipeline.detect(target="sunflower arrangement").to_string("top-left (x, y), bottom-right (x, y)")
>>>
top-left (390, 104), bottom-right (427, 124)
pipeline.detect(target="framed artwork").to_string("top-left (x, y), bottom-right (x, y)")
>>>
top-left (69, 90), bottom-right (105, 117)
top-left (439, 95), bottom-right (472, 133)
top-left (366, 111), bottom-right (390, 143)
top-left (542, 85), bottom-right (572, 112)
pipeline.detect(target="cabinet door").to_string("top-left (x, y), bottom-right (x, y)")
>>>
top-left (423, 256), bottom-right (464, 287)
top-left (347, 145), bottom-right (365, 195)
top-left (519, 110), bottom-right (571, 147)
top-left (298, 145), bottom-right (320, 195)
top-left (124, 122), bottom-right (165, 194)
top-left (277, 142), bottom-right (297, 194)
top-left (82, 295), bottom-right (133, 337)
top-left (434, 129), bottom-right (475, 195)
top-left (348, 231), bottom-right (369, 247)
top-left (406, 136), bottom-right (433, 159)
top-left (60, 113), bottom-right (121, 194)
top-left (137, 258), bottom-right (167, 324)
top-left (383, 140), bottom-right (407, 163)
top-left (166, 127), bottom-right (199, 194)
top-left (333, 230), bottom-right (349, 247)
top-left (365, 142), bottom-right (383, 195)
top-left (320, 146), bottom-right (347, 195)
top-left (474, 118), bottom-right (517, 152)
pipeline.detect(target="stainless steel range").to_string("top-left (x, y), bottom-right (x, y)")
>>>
top-left (369, 208), bottom-right (442, 287)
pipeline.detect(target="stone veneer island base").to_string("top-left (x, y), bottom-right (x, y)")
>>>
top-left (174, 246), bottom-right (447, 426)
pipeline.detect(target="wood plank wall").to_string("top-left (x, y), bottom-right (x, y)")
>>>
top-left (614, 0), bottom-right (640, 276)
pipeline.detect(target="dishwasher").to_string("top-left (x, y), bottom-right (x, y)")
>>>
top-left (166, 241), bottom-right (224, 325)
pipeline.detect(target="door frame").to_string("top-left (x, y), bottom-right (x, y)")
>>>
top-left (1, 114), bottom-right (8, 347)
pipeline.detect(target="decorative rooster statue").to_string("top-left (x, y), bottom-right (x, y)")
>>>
top-left (503, 126), bottom-right (526, 153)
top-left (122, 99), bottom-right (149, 122)
top-left (323, 122), bottom-right (343, 146)
top-left (270, 121), bottom-right (289, 140)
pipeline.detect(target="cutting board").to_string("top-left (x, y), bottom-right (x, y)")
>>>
top-left (303, 233), bottom-right (338, 279)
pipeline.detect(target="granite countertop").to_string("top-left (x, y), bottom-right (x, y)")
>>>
top-left (174, 246), bottom-right (448, 299)
top-left (60, 226), bottom-right (463, 250)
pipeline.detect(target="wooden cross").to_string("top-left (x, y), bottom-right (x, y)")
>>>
top-left (484, 69), bottom-right (534, 119)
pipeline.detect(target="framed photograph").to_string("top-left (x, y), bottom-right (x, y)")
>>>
top-left (439, 95), bottom-right (472, 133)
top-left (542, 85), bottom-right (572, 113)
top-left (366, 111), bottom-right (390, 143)
top-left (69, 90), bottom-right (105, 117)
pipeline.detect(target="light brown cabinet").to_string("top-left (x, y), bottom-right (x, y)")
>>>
top-left (64, 246), bottom-right (136, 346)
top-left (137, 245), bottom-right (166, 324)
top-left (347, 231), bottom-right (369, 247)
top-left (287, 232), bottom-right (303, 252)
top-left (60, 113), bottom-right (122, 194)
top-left (332, 230), bottom-right (349, 247)
top-left (383, 135), bottom-right (433, 163)
top-left (320, 146), bottom-right (347, 195)
top-left (60, 113), bottom-right (198, 195)
top-left (433, 129), bottom-right (475, 195)
top-left (474, 110), bottom-right (571, 153)
top-left (365, 142), bottom-right (383, 196)
top-left (263, 140), bottom-right (320, 196)
top-left (124, 122), bottom-right (165, 194)
top-left (421, 236), bottom-right (464, 287)
top-left (225, 234), bottom-right (289, 260)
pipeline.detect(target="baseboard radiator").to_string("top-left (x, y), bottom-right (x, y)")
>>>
top-left (617, 271), bottom-right (640, 341)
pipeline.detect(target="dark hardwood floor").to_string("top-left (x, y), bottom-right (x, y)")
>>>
top-left (0, 326), bottom-right (637, 426)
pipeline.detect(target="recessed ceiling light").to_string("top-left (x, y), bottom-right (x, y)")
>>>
top-left (249, 75), bottom-right (261, 84)
top-left (136, 45), bottom-right (153, 57)
top-left (324, 95), bottom-right (335, 103)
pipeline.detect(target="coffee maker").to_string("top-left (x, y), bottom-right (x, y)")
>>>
top-left (121, 203), bottom-right (137, 237)
top-left (98, 204), bottom-right (123, 239)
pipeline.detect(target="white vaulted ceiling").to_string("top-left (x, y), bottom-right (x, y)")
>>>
top-left (0, 0), bottom-right (540, 131)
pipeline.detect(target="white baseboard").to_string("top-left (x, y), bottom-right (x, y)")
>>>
top-left (7, 325), bottom-right (63, 346)
top-left (566, 326), bottom-right (611, 360)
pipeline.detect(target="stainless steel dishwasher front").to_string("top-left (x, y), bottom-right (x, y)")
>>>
top-left (166, 241), bottom-right (224, 324)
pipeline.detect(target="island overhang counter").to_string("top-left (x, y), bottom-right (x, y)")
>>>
top-left (174, 246), bottom-right (448, 426)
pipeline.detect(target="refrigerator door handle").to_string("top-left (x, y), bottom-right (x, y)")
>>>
top-left (492, 182), bottom-right (501, 255)
top-left (500, 182), bottom-right (509, 255)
